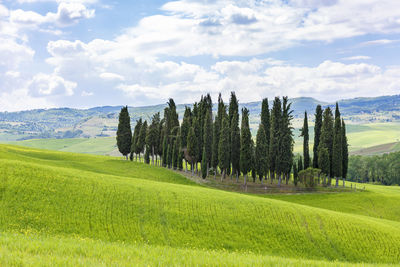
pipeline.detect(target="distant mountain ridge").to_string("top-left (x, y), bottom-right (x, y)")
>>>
top-left (0, 95), bottom-right (399, 141)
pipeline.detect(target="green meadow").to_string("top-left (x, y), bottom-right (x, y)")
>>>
top-left (0, 144), bottom-right (400, 266)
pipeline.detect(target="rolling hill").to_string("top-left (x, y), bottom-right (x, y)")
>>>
top-left (0, 144), bottom-right (399, 265)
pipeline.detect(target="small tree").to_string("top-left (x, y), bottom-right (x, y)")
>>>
top-left (116, 106), bottom-right (132, 160)
top-left (299, 168), bottom-right (320, 188)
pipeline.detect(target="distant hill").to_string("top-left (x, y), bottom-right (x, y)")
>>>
top-left (0, 95), bottom-right (399, 141)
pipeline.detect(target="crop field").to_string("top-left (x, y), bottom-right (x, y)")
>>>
top-left (0, 144), bottom-right (400, 266)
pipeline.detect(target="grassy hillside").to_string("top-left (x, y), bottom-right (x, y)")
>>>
top-left (1, 144), bottom-right (400, 265)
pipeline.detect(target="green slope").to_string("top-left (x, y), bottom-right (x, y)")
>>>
top-left (0, 232), bottom-right (393, 267)
top-left (1, 145), bottom-right (400, 265)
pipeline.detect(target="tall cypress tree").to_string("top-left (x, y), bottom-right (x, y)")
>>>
top-left (228, 92), bottom-right (239, 176)
top-left (332, 116), bottom-right (342, 187)
top-left (260, 98), bottom-right (270, 178)
top-left (116, 106), bottom-right (132, 160)
top-left (162, 135), bottom-right (167, 167)
top-left (218, 115), bottom-right (230, 180)
top-left (203, 109), bottom-right (213, 172)
top-left (211, 119), bottom-right (219, 177)
top-left (201, 149), bottom-right (207, 179)
top-left (320, 107), bottom-right (334, 177)
top-left (269, 97), bottom-right (281, 183)
top-left (293, 162), bottom-right (298, 186)
top-left (240, 108), bottom-right (252, 186)
top-left (300, 111), bottom-right (310, 169)
top-left (137, 120), bottom-right (148, 162)
top-left (313, 105), bottom-right (323, 168)
top-left (187, 126), bottom-right (198, 175)
top-left (146, 113), bottom-right (160, 165)
top-left (231, 111), bottom-right (241, 181)
top-left (255, 124), bottom-right (268, 182)
top-left (181, 107), bottom-right (192, 171)
top-left (130, 118), bottom-right (142, 161)
top-left (172, 137), bottom-right (178, 170)
top-left (342, 119), bottom-right (349, 180)
top-left (279, 97), bottom-right (294, 185)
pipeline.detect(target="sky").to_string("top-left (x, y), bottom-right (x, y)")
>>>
top-left (0, 0), bottom-right (400, 111)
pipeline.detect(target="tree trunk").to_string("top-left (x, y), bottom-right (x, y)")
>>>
top-left (278, 173), bottom-right (281, 187)
top-left (135, 154), bottom-right (138, 162)
top-left (221, 169), bottom-right (225, 182)
top-left (260, 175), bottom-right (264, 185)
top-left (125, 155), bottom-right (128, 160)
top-left (335, 177), bottom-right (339, 187)
top-left (271, 171), bottom-right (274, 184)
top-left (236, 171), bottom-right (239, 183)
top-left (323, 176), bottom-right (326, 187)
top-left (285, 173), bottom-right (289, 185)
top-left (343, 178), bottom-right (345, 187)
top-left (191, 163), bottom-right (194, 176)
top-left (185, 161), bottom-right (188, 172)
top-left (244, 174), bottom-right (247, 186)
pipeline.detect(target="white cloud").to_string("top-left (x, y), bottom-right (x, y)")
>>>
top-left (361, 39), bottom-right (399, 46)
top-left (81, 90), bottom-right (93, 96)
top-left (10, 3), bottom-right (95, 27)
top-left (28, 73), bottom-right (76, 96)
top-left (342, 55), bottom-right (371, 61)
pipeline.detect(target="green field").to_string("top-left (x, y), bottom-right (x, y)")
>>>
top-left (0, 144), bottom-right (400, 266)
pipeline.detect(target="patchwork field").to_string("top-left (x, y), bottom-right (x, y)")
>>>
top-left (0, 144), bottom-right (399, 266)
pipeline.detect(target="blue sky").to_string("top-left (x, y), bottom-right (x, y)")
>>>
top-left (0, 0), bottom-right (399, 111)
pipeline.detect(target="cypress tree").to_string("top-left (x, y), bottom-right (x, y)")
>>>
top-left (231, 111), bottom-right (241, 181)
top-left (269, 97), bottom-right (281, 183)
top-left (300, 111), bottom-right (310, 169)
top-left (203, 109), bottom-right (213, 172)
top-left (137, 121), bottom-right (148, 162)
top-left (181, 107), bottom-right (192, 170)
top-left (201, 149), bottom-right (207, 179)
top-left (251, 139), bottom-right (257, 183)
top-left (332, 116), bottom-right (342, 187)
top-left (187, 126), bottom-right (198, 175)
top-left (172, 137), bottom-right (178, 170)
top-left (320, 107), bottom-right (334, 177)
top-left (218, 115), bottom-right (230, 180)
top-left (228, 92), bottom-right (239, 176)
top-left (240, 108), bottom-right (252, 186)
top-left (279, 97), bottom-right (294, 186)
top-left (144, 144), bottom-right (150, 164)
top-left (260, 98), bottom-right (270, 178)
top-left (130, 118), bottom-right (142, 161)
top-left (211, 119), bottom-right (219, 177)
top-left (162, 135), bottom-right (167, 167)
top-left (116, 106), bottom-right (132, 160)
top-left (146, 113), bottom-right (160, 165)
top-left (255, 124), bottom-right (268, 182)
top-left (313, 105), bottom-right (323, 168)
top-left (192, 116), bottom-right (201, 174)
top-left (166, 143), bottom-right (172, 168)
top-left (342, 119), bottom-right (349, 180)
top-left (177, 132), bottom-right (183, 170)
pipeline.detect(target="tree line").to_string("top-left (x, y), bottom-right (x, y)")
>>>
top-left (347, 152), bottom-right (400, 185)
top-left (116, 93), bottom-right (349, 187)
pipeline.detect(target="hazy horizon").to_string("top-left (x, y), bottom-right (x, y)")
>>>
top-left (1, 0), bottom-right (399, 112)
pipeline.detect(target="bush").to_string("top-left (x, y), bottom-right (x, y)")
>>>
top-left (299, 167), bottom-right (321, 188)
